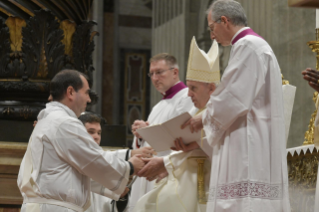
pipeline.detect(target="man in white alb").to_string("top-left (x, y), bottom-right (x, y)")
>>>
top-left (183, 0), bottom-right (291, 211)
top-left (17, 69), bottom-right (144, 212)
top-left (128, 53), bottom-right (194, 211)
top-left (133, 37), bottom-right (220, 212)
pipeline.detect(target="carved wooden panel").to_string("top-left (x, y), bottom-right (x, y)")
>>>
top-left (122, 50), bottom-right (151, 147)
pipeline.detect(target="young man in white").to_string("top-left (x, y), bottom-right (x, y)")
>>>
top-left (18, 70), bottom-right (145, 212)
top-left (128, 53), bottom-right (194, 211)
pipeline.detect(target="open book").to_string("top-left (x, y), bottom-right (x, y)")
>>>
top-left (136, 112), bottom-right (201, 152)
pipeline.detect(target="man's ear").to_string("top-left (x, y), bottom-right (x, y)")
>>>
top-left (209, 83), bottom-right (216, 92)
top-left (173, 68), bottom-right (179, 78)
top-left (221, 16), bottom-right (228, 24)
top-left (65, 86), bottom-right (75, 100)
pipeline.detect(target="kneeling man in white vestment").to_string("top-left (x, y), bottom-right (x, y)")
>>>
top-left (17, 69), bottom-right (145, 212)
top-left (182, 0), bottom-right (291, 211)
top-left (133, 37), bottom-right (220, 212)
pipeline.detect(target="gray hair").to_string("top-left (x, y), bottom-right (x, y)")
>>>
top-left (206, 0), bottom-right (247, 27)
top-left (150, 53), bottom-right (179, 69)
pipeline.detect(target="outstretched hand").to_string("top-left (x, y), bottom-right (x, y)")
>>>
top-left (181, 113), bottom-right (203, 133)
top-left (128, 154), bottom-right (145, 175)
top-left (131, 146), bottom-right (156, 158)
top-left (120, 187), bottom-right (130, 198)
top-left (137, 157), bottom-right (166, 181)
top-left (131, 120), bottom-right (149, 139)
top-left (171, 137), bottom-right (199, 152)
top-left (302, 68), bottom-right (319, 92)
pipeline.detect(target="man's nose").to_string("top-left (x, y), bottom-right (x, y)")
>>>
top-left (151, 74), bottom-right (159, 80)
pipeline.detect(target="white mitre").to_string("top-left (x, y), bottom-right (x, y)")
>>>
top-left (186, 36), bottom-right (220, 84)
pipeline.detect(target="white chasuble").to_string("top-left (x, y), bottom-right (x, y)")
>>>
top-left (18, 102), bottom-right (130, 212)
top-left (128, 82), bottom-right (193, 211)
top-left (132, 107), bottom-right (212, 212)
top-left (203, 28), bottom-right (290, 212)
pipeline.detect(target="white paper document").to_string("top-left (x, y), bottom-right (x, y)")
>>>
top-left (136, 112), bottom-right (201, 152)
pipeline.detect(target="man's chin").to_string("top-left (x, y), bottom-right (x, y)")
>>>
top-left (155, 86), bottom-right (164, 93)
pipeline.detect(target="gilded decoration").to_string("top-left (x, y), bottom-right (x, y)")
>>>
top-left (0, 0), bottom-right (97, 121)
top-left (303, 31), bottom-right (319, 145)
top-left (287, 148), bottom-right (319, 212)
top-left (303, 92), bottom-right (318, 145)
top-left (60, 20), bottom-right (76, 56)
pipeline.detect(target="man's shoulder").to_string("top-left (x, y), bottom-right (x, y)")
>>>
top-left (237, 35), bottom-right (272, 52)
top-left (172, 87), bottom-right (189, 99)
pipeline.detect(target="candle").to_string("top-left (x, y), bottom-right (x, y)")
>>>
top-left (316, 9), bottom-right (319, 29)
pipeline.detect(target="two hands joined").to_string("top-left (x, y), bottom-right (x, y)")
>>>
top-left (129, 114), bottom-right (203, 182)
top-left (302, 68), bottom-right (319, 92)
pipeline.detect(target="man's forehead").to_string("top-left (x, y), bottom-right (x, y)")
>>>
top-left (150, 60), bottom-right (168, 68)
top-left (85, 122), bottom-right (101, 129)
top-left (80, 75), bottom-right (90, 88)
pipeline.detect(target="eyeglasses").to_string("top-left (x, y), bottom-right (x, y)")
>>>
top-left (148, 67), bottom-right (174, 78)
top-left (207, 18), bottom-right (222, 33)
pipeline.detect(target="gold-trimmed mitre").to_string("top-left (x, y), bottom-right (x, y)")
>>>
top-left (186, 37), bottom-right (220, 84)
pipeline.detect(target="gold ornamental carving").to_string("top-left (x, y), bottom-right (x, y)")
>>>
top-left (303, 92), bottom-right (318, 145)
top-left (188, 156), bottom-right (208, 204)
top-left (303, 29), bottom-right (319, 145)
top-left (196, 158), bottom-right (207, 204)
top-left (282, 74), bottom-right (289, 85)
top-left (287, 148), bottom-right (319, 212)
top-left (60, 20), bottom-right (76, 56)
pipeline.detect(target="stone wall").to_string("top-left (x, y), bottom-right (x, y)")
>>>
top-left (237, 0), bottom-right (316, 148)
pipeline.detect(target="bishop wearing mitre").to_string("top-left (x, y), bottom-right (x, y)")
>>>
top-left (133, 37), bottom-right (220, 212)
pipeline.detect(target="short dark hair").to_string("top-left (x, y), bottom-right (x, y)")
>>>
top-left (50, 69), bottom-right (89, 101)
top-left (78, 112), bottom-right (106, 126)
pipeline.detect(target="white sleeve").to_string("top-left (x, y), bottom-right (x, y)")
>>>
top-left (196, 137), bottom-right (212, 160)
top-left (91, 180), bottom-right (120, 201)
top-left (203, 44), bottom-right (264, 147)
top-left (53, 119), bottom-right (130, 196)
top-left (107, 149), bottom-right (129, 160)
top-left (176, 93), bottom-right (193, 115)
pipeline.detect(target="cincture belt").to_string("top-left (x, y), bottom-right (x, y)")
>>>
top-left (24, 197), bottom-right (84, 212)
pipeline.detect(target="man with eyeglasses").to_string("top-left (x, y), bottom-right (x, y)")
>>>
top-left (128, 53), bottom-right (194, 211)
top-left (182, 0), bottom-right (290, 211)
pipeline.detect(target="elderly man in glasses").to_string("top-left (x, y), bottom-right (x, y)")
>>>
top-left (128, 53), bottom-right (194, 211)
top-left (181, 0), bottom-right (290, 211)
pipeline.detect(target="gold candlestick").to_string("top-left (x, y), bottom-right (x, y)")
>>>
top-left (307, 29), bottom-right (319, 70)
top-left (303, 29), bottom-right (319, 145)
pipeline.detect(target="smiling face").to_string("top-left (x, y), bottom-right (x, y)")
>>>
top-left (149, 60), bottom-right (179, 94)
top-left (85, 122), bottom-right (102, 145)
top-left (187, 80), bottom-right (216, 109)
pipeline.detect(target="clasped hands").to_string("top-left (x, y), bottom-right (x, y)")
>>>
top-left (302, 68), bottom-right (319, 92)
top-left (133, 114), bottom-right (204, 182)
